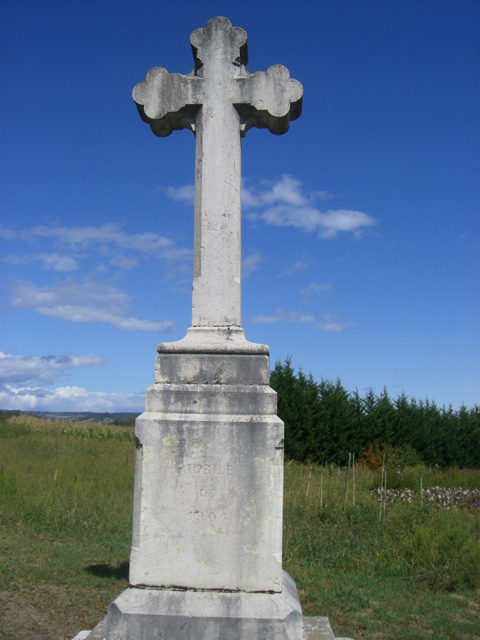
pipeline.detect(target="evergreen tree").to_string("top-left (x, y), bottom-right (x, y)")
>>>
top-left (270, 358), bottom-right (480, 467)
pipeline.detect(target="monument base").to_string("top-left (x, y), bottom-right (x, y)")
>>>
top-left (79, 615), bottom-right (357, 640)
top-left (104, 571), bottom-right (302, 640)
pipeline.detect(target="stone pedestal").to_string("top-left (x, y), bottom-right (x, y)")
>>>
top-left (106, 572), bottom-right (302, 640)
top-left (83, 615), bottom-right (350, 640)
top-left (105, 328), bottom-right (303, 639)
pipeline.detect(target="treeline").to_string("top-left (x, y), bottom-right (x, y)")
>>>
top-left (270, 359), bottom-right (480, 468)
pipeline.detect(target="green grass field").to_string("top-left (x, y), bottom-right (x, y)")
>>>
top-left (0, 415), bottom-right (479, 639)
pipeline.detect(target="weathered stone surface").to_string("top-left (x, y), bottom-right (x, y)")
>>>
top-left (303, 617), bottom-right (355, 640)
top-left (105, 571), bottom-right (302, 640)
top-left (72, 632), bottom-right (91, 640)
top-left (84, 619), bottom-right (106, 640)
top-left (103, 15), bottom-right (306, 640)
top-left (130, 407), bottom-right (284, 591)
top-left (157, 327), bottom-right (269, 353)
top-left (303, 617), bottom-right (335, 640)
top-left (133, 17), bottom-right (302, 328)
top-left (144, 382), bottom-right (277, 415)
top-left (82, 615), bottom-right (355, 640)
top-left (154, 353), bottom-right (270, 385)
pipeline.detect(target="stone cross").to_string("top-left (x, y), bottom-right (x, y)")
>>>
top-left (133, 16), bottom-right (303, 328)
top-left (101, 18), bottom-right (304, 640)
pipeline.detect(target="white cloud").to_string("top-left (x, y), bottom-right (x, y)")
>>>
top-left (316, 210), bottom-right (377, 239)
top-left (3, 252), bottom-right (79, 272)
top-left (163, 262), bottom-right (191, 282)
top-left (313, 190), bottom-right (334, 200)
top-left (240, 184), bottom-right (259, 208)
top-left (37, 252), bottom-right (79, 271)
top-left (242, 176), bottom-right (307, 208)
top-left (109, 255), bottom-right (139, 269)
top-left (246, 307), bottom-right (315, 325)
top-left (0, 227), bottom-right (17, 241)
top-left (242, 175), bottom-right (376, 238)
top-left (165, 184), bottom-right (195, 204)
top-left (301, 282), bottom-right (333, 297)
top-left (0, 352), bottom-right (104, 386)
top-left (3, 254), bottom-right (33, 266)
top-left (8, 279), bottom-right (177, 333)
top-left (260, 204), bottom-right (323, 232)
top-left (0, 384), bottom-right (144, 412)
top-left (260, 205), bottom-right (376, 238)
top-left (260, 176), bottom-right (307, 207)
top-left (242, 253), bottom-right (262, 278)
top-left (0, 223), bottom-right (190, 261)
top-left (0, 351), bottom-right (144, 412)
top-left (316, 313), bottom-right (354, 334)
top-left (278, 261), bottom-right (310, 278)
top-left (245, 307), bottom-right (353, 333)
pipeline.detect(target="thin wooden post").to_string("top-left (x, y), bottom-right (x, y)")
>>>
top-left (352, 453), bottom-right (356, 507)
top-left (383, 467), bottom-right (387, 519)
top-left (342, 453), bottom-right (351, 521)
top-left (304, 465), bottom-right (313, 514)
top-left (320, 462), bottom-right (324, 510)
top-left (379, 460), bottom-right (384, 522)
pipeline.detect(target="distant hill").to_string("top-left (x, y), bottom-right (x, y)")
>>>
top-left (21, 411), bottom-right (140, 424)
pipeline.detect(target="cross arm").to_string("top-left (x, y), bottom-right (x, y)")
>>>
top-left (233, 64), bottom-right (303, 136)
top-left (133, 67), bottom-right (203, 137)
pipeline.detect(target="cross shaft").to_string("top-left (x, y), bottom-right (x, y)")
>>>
top-left (133, 16), bottom-right (303, 328)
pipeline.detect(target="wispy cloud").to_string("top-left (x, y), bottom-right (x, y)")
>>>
top-left (259, 202), bottom-right (376, 238)
top-left (278, 261), bottom-right (310, 278)
top-left (242, 253), bottom-right (262, 278)
top-left (0, 223), bottom-right (191, 261)
top-left (245, 176), bottom-right (376, 238)
top-left (0, 384), bottom-right (144, 412)
top-left (245, 307), bottom-right (315, 325)
top-left (165, 184), bottom-right (195, 204)
top-left (3, 252), bottom-right (80, 272)
top-left (37, 252), bottom-right (80, 271)
top-left (313, 190), bottom-right (334, 200)
top-left (163, 262), bottom-right (191, 282)
top-left (316, 313), bottom-right (354, 333)
top-left (109, 255), bottom-right (138, 269)
top-left (301, 282), bottom-right (333, 297)
top-left (0, 350), bottom-right (144, 411)
top-left (244, 176), bottom-right (308, 207)
top-left (245, 307), bottom-right (353, 333)
top-left (8, 279), bottom-right (177, 332)
top-left (0, 352), bottom-right (104, 386)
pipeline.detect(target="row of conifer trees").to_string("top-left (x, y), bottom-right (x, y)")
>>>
top-left (269, 358), bottom-right (480, 468)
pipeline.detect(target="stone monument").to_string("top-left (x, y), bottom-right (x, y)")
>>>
top-left (105, 16), bottom-right (304, 639)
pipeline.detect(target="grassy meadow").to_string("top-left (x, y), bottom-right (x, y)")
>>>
top-left (0, 414), bottom-right (479, 640)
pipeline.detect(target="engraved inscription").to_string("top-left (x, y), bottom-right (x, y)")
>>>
top-left (186, 510), bottom-right (228, 522)
top-left (199, 488), bottom-right (215, 497)
top-left (178, 460), bottom-right (234, 528)
top-left (181, 463), bottom-right (233, 475)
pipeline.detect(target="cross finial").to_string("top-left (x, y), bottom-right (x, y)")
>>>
top-left (133, 17), bottom-right (303, 337)
top-left (190, 16), bottom-right (248, 69)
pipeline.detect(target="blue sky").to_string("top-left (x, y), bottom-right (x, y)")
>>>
top-left (1, 0), bottom-right (478, 412)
